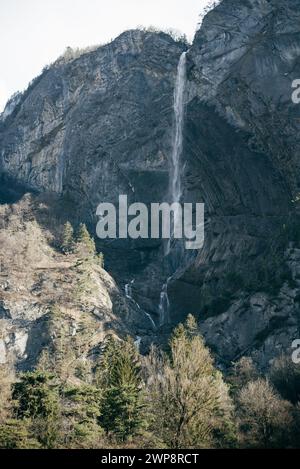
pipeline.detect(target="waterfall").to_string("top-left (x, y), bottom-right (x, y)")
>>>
top-left (145, 312), bottom-right (157, 330)
top-left (166, 51), bottom-right (187, 256)
top-left (159, 51), bottom-right (187, 326)
top-left (158, 278), bottom-right (171, 327)
top-left (171, 51), bottom-right (187, 207)
top-left (124, 280), bottom-right (156, 330)
top-left (134, 336), bottom-right (142, 351)
top-left (125, 279), bottom-right (134, 299)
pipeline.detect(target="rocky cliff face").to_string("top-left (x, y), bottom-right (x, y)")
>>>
top-left (1, 0), bottom-right (300, 370)
top-left (0, 193), bottom-right (157, 370)
top-left (0, 30), bottom-right (187, 370)
top-left (0, 30), bottom-right (185, 208)
top-left (173, 0), bottom-right (300, 367)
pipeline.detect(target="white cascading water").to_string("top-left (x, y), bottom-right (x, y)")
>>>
top-left (134, 336), bottom-right (142, 351)
top-left (158, 277), bottom-right (171, 327)
top-left (125, 279), bottom-right (134, 299)
top-left (144, 312), bottom-right (156, 330)
top-left (171, 51), bottom-right (187, 211)
top-left (159, 51), bottom-right (187, 326)
top-left (124, 280), bottom-right (156, 330)
top-left (165, 51), bottom-right (187, 256)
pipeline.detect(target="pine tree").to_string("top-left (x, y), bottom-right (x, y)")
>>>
top-left (74, 257), bottom-right (96, 304)
top-left (62, 384), bottom-right (103, 448)
top-left (12, 371), bottom-right (61, 448)
top-left (0, 365), bottom-right (15, 424)
top-left (61, 221), bottom-right (74, 253)
top-left (100, 336), bottom-right (147, 442)
top-left (42, 304), bottom-right (77, 380)
top-left (76, 223), bottom-right (96, 258)
top-left (0, 419), bottom-right (40, 449)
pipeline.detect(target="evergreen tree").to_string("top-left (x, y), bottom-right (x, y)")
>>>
top-left (0, 367), bottom-right (41, 449)
top-left (100, 336), bottom-right (147, 442)
top-left (61, 221), bottom-right (74, 253)
top-left (12, 371), bottom-right (60, 448)
top-left (74, 257), bottom-right (96, 304)
top-left (0, 419), bottom-right (40, 449)
top-left (0, 365), bottom-right (14, 424)
top-left (62, 384), bottom-right (103, 448)
top-left (42, 305), bottom-right (77, 380)
top-left (76, 223), bottom-right (96, 258)
top-left (96, 335), bottom-right (118, 388)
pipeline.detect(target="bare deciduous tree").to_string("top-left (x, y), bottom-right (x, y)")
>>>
top-left (145, 315), bottom-right (234, 448)
top-left (238, 379), bottom-right (293, 448)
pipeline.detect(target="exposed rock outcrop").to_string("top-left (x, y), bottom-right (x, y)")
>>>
top-left (1, 1), bottom-right (300, 369)
top-left (169, 0), bottom-right (300, 367)
top-left (0, 194), bottom-right (155, 370)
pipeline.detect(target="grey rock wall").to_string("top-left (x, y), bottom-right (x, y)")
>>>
top-left (1, 1), bottom-right (300, 368)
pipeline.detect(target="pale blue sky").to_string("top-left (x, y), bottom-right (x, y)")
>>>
top-left (0, 0), bottom-right (213, 111)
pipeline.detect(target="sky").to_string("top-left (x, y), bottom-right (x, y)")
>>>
top-left (0, 0), bottom-right (213, 112)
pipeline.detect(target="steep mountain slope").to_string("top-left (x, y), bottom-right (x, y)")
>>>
top-left (1, 0), bottom-right (300, 369)
top-left (0, 193), bottom-right (156, 370)
top-left (0, 30), bottom-right (185, 212)
top-left (0, 29), bottom-right (187, 328)
top-left (170, 0), bottom-right (300, 367)
top-left (0, 30), bottom-right (186, 370)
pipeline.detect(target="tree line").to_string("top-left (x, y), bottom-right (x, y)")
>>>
top-left (0, 314), bottom-right (300, 449)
